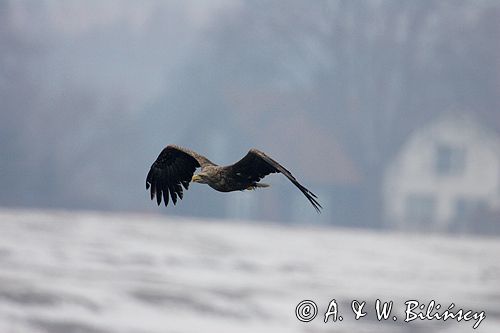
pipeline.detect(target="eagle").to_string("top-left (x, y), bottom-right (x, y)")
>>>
top-left (146, 145), bottom-right (322, 212)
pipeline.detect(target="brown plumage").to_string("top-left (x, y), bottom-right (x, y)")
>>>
top-left (146, 145), bottom-right (322, 212)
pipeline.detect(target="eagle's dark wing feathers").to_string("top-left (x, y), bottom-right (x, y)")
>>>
top-left (146, 145), bottom-right (213, 206)
top-left (229, 149), bottom-right (322, 212)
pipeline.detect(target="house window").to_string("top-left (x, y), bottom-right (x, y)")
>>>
top-left (405, 193), bottom-right (436, 225)
top-left (454, 198), bottom-right (487, 221)
top-left (435, 144), bottom-right (465, 176)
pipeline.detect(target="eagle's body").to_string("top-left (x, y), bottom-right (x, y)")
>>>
top-left (192, 166), bottom-right (247, 192)
top-left (146, 145), bottom-right (321, 212)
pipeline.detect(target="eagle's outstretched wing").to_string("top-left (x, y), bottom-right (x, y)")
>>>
top-left (146, 145), bottom-right (214, 206)
top-left (228, 149), bottom-right (322, 212)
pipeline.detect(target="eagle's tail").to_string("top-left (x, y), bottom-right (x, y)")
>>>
top-left (247, 183), bottom-right (270, 190)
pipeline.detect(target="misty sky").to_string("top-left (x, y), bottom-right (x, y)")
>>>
top-left (1, 0), bottom-right (499, 229)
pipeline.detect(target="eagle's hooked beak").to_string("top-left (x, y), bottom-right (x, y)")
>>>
top-left (191, 174), bottom-right (202, 183)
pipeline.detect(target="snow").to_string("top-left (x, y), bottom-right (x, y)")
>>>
top-left (0, 208), bottom-right (499, 333)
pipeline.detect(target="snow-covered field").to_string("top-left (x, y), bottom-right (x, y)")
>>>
top-left (0, 209), bottom-right (498, 333)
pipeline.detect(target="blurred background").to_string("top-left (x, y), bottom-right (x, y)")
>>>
top-left (1, 1), bottom-right (499, 332)
top-left (1, 0), bottom-right (500, 232)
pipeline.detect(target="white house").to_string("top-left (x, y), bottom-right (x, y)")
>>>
top-left (383, 113), bottom-right (500, 232)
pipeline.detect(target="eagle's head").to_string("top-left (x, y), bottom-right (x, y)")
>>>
top-left (191, 173), bottom-right (210, 184)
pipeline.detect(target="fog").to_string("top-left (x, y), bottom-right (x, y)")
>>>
top-left (1, 0), bottom-right (499, 231)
